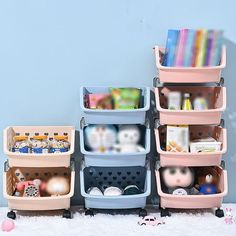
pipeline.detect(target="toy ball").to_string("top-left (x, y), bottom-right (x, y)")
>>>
top-left (46, 176), bottom-right (70, 196)
top-left (1, 219), bottom-right (15, 232)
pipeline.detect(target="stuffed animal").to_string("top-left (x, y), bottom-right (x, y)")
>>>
top-left (84, 125), bottom-right (117, 153)
top-left (195, 167), bottom-right (220, 194)
top-left (46, 176), bottom-right (70, 196)
top-left (161, 167), bottom-right (199, 195)
top-left (114, 125), bottom-right (145, 153)
top-left (87, 187), bottom-right (103, 196)
top-left (103, 186), bottom-right (123, 196)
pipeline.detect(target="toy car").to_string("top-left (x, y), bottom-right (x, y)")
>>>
top-left (138, 216), bottom-right (165, 226)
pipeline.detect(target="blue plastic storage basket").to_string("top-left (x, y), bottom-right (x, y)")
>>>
top-left (80, 163), bottom-right (151, 209)
top-left (80, 86), bottom-right (150, 124)
top-left (80, 119), bottom-right (150, 167)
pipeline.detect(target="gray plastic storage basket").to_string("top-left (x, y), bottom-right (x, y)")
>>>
top-left (80, 119), bottom-right (150, 167)
top-left (80, 86), bottom-right (150, 124)
top-left (80, 163), bottom-right (151, 209)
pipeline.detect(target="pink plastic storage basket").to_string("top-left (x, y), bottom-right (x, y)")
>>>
top-left (154, 45), bottom-right (226, 83)
top-left (155, 86), bottom-right (226, 125)
top-left (154, 124), bottom-right (227, 167)
top-left (3, 163), bottom-right (75, 211)
top-left (156, 166), bottom-right (228, 209)
top-left (4, 126), bottom-right (75, 167)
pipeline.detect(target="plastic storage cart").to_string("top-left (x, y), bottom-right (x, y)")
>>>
top-left (154, 84), bottom-right (226, 125)
top-left (154, 46), bottom-right (226, 83)
top-left (155, 163), bottom-right (228, 217)
top-left (3, 161), bottom-right (75, 219)
top-left (153, 44), bottom-right (228, 218)
top-left (154, 121), bottom-right (227, 167)
top-left (80, 86), bottom-right (150, 124)
top-left (4, 126), bottom-right (75, 167)
top-left (80, 162), bottom-right (151, 216)
top-left (80, 118), bottom-right (150, 167)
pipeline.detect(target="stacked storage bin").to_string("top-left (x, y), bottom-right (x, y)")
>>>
top-left (153, 45), bottom-right (228, 217)
top-left (80, 86), bottom-right (151, 216)
top-left (3, 126), bottom-right (75, 219)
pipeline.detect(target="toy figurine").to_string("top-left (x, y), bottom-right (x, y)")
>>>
top-left (161, 167), bottom-right (199, 195)
top-left (31, 135), bottom-right (49, 154)
top-left (50, 134), bottom-right (70, 153)
top-left (84, 124), bottom-right (117, 153)
top-left (224, 208), bottom-right (235, 224)
top-left (114, 125), bottom-right (145, 153)
top-left (46, 176), bottom-right (70, 196)
top-left (195, 167), bottom-right (220, 195)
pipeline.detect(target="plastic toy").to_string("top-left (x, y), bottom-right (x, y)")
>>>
top-left (84, 124), bottom-right (117, 153)
top-left (31, 135), bottom-right (49, 154)
top-left (103, 186), bottom-right (123, 196)
top-left (123, 185), bottom-right (142, 195)
top-left (195, 167), bottom-right (220, 194)
top-left (16, 179), bottom-right (46, 197)
top-left (87, 187), bottom-right (103, 196)
top-left (224, 208), bottom-right (235, 224)
top-left (50, 134), bottom-right (70, 153)
top-left (114, 125), bottom-right (144, 153)
top-left (12, 134), bottom-right (30, 153)
top-left (161, 167), bottom-right (199, 195)
top-left (138, 216), bottom-right (165, 226)
top-left (46, 176), bottom-right (70, 196)
top-left (1, 219), bottom-right (15, 232)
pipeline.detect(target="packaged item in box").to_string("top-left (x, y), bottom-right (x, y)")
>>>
top-left (168, 91), bottom-right (181, 110)
top-left (31, 134), bottom-right (49, 154)
top-left (50, 134), bottom-right (70, 153)
top-left (166, 125), bottom-right (189, 152)
top-left (190, 137), bottom-right (221, 153)
top-left (12, 134), bottom-right (30, 153)
top-left (84, 94), bottom-right (112, 109)
top-left (110, 88), bottom-right (141, 109)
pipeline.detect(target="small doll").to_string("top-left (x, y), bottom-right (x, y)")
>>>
top-left (31, 134), bottom-right (49, 154)
top-left (114, 125), bottom-right (145, 153)
top-left (50, 134), bottom-right (70, 153)
top-left (224, 208), bottom-right (235, 224)
top-left (195, 167), bottom-right (220, 195)
top-left (161, 167), bottom-right (199, 195)
top-left (84, 124), bottom-right (117, 153)
top-left (12, 134), bottom-right (30, 153)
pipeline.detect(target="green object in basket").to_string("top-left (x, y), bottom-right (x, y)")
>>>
top-left (110, 88), bottom-right (141, 109)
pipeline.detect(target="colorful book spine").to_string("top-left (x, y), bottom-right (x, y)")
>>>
top-left (210, 30), bottom-right (223, 66)
top-left (204, 30), bottom-right (215, 66)
top-left (195, 30), bottom-right (207, 67)
top-left (163, 29), bottom-right (179, 66)
top-left (183, 29), bottom-right (196, 67)
top-left (175, 29), bottom-right (188, 66)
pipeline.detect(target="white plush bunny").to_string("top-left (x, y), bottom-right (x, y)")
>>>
top-left (114, 125), bottom-right (145, 153)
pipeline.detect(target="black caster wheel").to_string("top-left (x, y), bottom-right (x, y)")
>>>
top-left (85, 209), bottom-right (94, 216)
top-left (160, 208), bottom-right (171, 217)
top-left (139, 209), bottom-right (147, 217)
top-left (7, 211), bottom-right (16, 220)
top-left (215, 208), bottom-right (224, 218)
top-left (63, 209), bottom-right (72, 219)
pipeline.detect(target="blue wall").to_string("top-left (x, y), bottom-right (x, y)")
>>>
top-left (0, 0), bottom-right (236, 206)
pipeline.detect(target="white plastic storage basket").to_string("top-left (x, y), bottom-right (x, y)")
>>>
top-left (3, 162), bottom-right (75, 211)
top-left (80, 86), bottom-right (150, 124)
top-left (154, 85), bottom-right (226, 125)
top-left (80, 163), bottom-right (151, 210)
top-left (154, 45), bottom-right (226, 83)
top-left (154, 122), bottom-right (227, 167)
top-left (156, 165), bottom-right (228, 210)
top-left (80, 119), bottom-right (150, 167)
top-left (4, 126), bottom-right (75, 167)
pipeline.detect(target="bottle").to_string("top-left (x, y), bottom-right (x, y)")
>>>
top-left (182, 93), bottom-right (192, 110)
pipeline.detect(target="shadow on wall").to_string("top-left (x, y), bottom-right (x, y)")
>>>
top-left (222, 38), bottom-right (236, 203)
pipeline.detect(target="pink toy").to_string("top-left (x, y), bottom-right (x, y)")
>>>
top-left (1, 219), bottom-right (15, 232)
top-left (84, 94), bottom-right (112, 109)
top-left (138, 216), bottom-right (165, 226)
top-left (224, 208), bottom-right (234, 224)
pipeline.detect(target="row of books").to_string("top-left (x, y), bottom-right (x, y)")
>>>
top-left (163, 29), bottom-right (223, 67)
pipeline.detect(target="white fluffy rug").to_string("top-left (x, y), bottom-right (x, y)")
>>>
top-left (0, 204), bottom-right (236, 236)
